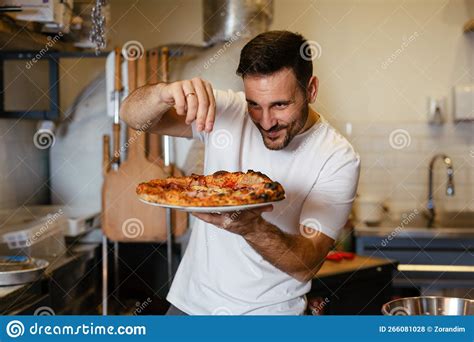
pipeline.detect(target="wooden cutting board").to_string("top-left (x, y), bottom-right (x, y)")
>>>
top-left (146, 47), bottom-right (188, 238)
top-left (102, 51), bottom-right (187, 242)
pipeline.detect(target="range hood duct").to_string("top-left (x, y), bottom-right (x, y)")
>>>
top-left (203, 0), bottom-right (273, 45)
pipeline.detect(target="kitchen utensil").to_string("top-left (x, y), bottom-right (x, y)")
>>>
top-left (111, 47), bottom-right (123, 169)
top-left (0, 257), bottom-right (49, 286)
top-left (138, 198), bottom-right (283, 213)
top-left (382, 296), bottom-right (474, 316)
top-left (147, 48), bottom-right (163, 164)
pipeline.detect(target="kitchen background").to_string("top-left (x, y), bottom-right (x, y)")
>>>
top-left (0, 0), bottom-right (473, 315)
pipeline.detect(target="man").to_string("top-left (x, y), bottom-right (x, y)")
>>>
top-left (121, 30), bottom-right (360, 315)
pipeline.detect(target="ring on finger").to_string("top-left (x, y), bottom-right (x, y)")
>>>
top-left (185, 92), bottom-right (196, 97)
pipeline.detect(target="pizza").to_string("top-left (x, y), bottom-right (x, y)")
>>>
top-left (136, 170), bottom-right (285, 207)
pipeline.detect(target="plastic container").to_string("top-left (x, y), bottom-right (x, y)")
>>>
top-left (0, 207), bottom-right (67, 258)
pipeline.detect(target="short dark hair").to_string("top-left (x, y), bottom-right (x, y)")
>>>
top-left (236, 30), bottom-right (313, 90)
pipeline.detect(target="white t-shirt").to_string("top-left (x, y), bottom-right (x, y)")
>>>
top-left (167, 89), bottom-right (360, 315)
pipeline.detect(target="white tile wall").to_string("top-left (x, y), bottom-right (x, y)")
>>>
top-left (341, 121), bottom-right (474, 213)
top-left (0, 120), bottom-right (49, 209)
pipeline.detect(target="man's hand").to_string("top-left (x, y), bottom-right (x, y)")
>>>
top-left (159, 78), bottom-right (216, 133)
top-left (192, 204), bottom-right (334, 283)
top-left (191, 205), bottom-right (274, 236)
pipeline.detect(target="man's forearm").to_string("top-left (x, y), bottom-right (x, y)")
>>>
top-left (120, 83), bottom-right (170, 130)
top-left (243, 218), bottom-right (331, 282)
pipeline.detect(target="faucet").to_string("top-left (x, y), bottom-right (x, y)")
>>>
top-left (427, 154), bottom-right (455, 221)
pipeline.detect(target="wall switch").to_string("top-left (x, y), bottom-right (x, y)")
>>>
top-left (453, 84), bottom-right (474, 121)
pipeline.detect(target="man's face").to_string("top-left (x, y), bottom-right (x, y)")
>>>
top-left (243, 68), bottom-right (309, 150)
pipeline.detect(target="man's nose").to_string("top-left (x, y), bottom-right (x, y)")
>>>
top-left (260, 110), bottom-right (277, 130)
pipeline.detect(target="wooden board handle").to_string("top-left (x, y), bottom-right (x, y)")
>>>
top-left (102, 134), bottom-right (111, 175)
top-left (149, 49), bottom-right (159, 84)
top-left (112, 123), bottom-right (121, 165)
top-left (114, 47), bottom-right (123, 92)
top-left (161, 47), bottom-right (169, 83)
top-left (126, 54), bottom-right (147, 159)
top-left (147, 48), bottom-right (163, 164)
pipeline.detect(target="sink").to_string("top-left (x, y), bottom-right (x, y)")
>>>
top-left (357, 210), bottom-right (474, 239)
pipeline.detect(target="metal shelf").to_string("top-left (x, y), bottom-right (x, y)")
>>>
top-left (0, 50), bottom-right (108, 120)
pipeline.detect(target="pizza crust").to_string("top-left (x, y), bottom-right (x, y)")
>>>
top-left (136, 170), bottom-right (285, 207)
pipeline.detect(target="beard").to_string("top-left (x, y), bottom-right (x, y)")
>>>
top-left (256, 106), bottom-right (309, 151)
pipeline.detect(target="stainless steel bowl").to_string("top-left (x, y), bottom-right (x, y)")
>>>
top-left (0, 258), bottom-right (49, 286)
top-left (382, 296), bottom-right (474, 316)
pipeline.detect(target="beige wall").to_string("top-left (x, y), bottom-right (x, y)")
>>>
top-left (107, 0), bottom-right (473, 124)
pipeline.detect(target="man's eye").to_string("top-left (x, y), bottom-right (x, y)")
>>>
top-left (274, 103), bottom-right (288, 109)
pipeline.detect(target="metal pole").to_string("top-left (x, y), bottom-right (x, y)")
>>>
top-left (164, 136), bottom-right (173, 287)
top-left (102, 235), bottom-right (108, 315)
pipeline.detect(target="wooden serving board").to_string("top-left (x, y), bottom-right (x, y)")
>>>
top-left (102, 51), bottom-right (187, 242)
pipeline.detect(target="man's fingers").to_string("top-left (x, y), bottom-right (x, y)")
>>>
top-left (249, 205), bottom-right (274, 215)
top-left (172, 83), bottom-right (186, 115)
top-left (191, 78), bottom-right (209, 132)
top-left (182, 80), bottom-right (198, 124)
top-left (204, 82), bottom-right (216, 133)
top-left (191, 212), bottom-right (220, 225)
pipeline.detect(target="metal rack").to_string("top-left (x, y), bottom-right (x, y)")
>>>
top-left (0, 50), bottom-right (107, 120)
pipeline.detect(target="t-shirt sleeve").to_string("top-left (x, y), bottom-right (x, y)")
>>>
top-left (299, 146), bottom-right (361, 240)
top-left (191, 89), bottom-right (243, 143)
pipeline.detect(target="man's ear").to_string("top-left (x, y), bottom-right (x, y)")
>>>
top-left (306, 76), bottom-right (319, 103)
